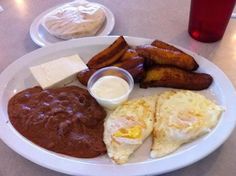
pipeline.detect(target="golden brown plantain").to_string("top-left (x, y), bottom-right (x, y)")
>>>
top-left (113, 56), bottom-right (145, 82)
top-left (136, 45), bottom-right (198, 71)
top-left (127, 63), bottom-right (145, 83)
top-left (120, 49), bottom-right (139, 61)
top-left (113, 56), bottom-right (144, 68)
top-left (77, 69), bottom-right (97, 86)
top-left (78, 57), bottom-right (145, 85)
top-left (151, 40), bottom-right (184, 53)
top-left (140, 66), bottom-right (213, 90)
top-left (87, 36), bottom-right (129, 69)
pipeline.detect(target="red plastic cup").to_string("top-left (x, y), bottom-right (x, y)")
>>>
top-left (188, 0), bottom-right (236, 42)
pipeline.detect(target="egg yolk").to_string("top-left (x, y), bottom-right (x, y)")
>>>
top-left (113, 126), bottom-right (142, 139)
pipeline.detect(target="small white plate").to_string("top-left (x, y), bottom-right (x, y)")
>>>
top-left (30, 1), bottom-right (115, 47)
top-left (0, 36), bottom-right (236, 176)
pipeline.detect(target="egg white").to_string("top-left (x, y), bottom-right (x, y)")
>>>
top-left (151, 90), bottom-right (223, 158)
top-left (104, 96), bottom-right (156, 164)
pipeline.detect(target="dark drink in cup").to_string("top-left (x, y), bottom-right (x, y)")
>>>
top-left (188, 0), bottom-right (236, 42)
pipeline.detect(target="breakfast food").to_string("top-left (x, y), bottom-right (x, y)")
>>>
top-left (90, 76), bottom-right (130, 99)
top-left (140, 66), bottom-right (213, 90)
top-left (78, 56), bottom-right (145, 86)
top-left (136, 44), bottom-right (199, 71)
top-left (90, 75), bottom-right (131, 109)
top-left (113, 56), bottom-right (144, 68)
top-left (151, 39), bottom-right (185, 53)
top-left (151, 91), bottom-right (223, 158)
top-left (7, 36), bottom-right (223, 164)
top-left (78, 36), bottom-right (212, 90)
top-left (30, 55), bottom-right (87, 89)
top-left (42, 0), bottom-right (106, 39)
top-left (104, 96), bottom-right (156, 164)
top-left (77, 68), bottom-right (97, 86)
top-left (87, 36), bottom-right (129, 69)
top-left (113, 56), bottom-right (145, 82)
top-left (8, 86), bottom-right (107, 158)
top-left (87, 67), bottom-right (134, 110)
top-left (120, 49), bottom-right (139, 61)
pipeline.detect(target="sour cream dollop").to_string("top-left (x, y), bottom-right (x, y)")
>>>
top-left (90, 76), bottom-right (130, 99)
top-left (90, 75), bottom-right (131, 109)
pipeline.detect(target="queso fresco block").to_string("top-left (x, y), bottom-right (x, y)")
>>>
top-left (30, 54), bottom-right (88, 89)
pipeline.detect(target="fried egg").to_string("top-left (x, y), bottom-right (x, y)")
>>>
top-left (104, 96), bottom-right (156, 164)
top-left (151, 90), bottom-right (223, 158)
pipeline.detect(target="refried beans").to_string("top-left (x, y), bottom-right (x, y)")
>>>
top-left (8, 86), bottom-right (107, 158)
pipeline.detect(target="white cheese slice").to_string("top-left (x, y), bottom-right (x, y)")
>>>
top-left (30, 54), bottom-right (87, 89)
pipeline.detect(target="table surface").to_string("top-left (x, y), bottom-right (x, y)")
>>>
top-left (0, 0), bottom-right (236, 176)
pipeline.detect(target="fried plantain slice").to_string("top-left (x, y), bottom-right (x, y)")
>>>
top-left (136, 45), bottom-right (198, 71)
top-left (78, 56), bottom-right (145, 85)
top-left (77, 69), bottom-right (97, 86)
top-left (87, 36), bottom-right (129, 69)
top-left (128, 63), bottom-right (145, 82)
top-left (151, 40), bottom-right (184, 53)
top-left (120, 49), bottom-right (139, 61)
top-left (140, 66), bottom-right (213, 90)
top-left (113, 56), bottom-right (144, 68)
top-left (113, 56), bottom-right (145, 82)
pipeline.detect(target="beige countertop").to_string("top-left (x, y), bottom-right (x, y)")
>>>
top-left (0, 0), bottom-right (236, 176)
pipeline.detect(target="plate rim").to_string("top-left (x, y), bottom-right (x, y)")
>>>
top-left (0, 36), bottom-right (236, 176)
top-left (29, 1), bottom-right (115, 47)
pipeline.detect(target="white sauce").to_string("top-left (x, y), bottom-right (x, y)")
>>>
top-left (90, 76), bottom-right (130, 100)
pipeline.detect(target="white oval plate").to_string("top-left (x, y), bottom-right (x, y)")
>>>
top-left (30, 1), bottom-right (115, 47)
top-left (0, 36), bottom-right (236, 176)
